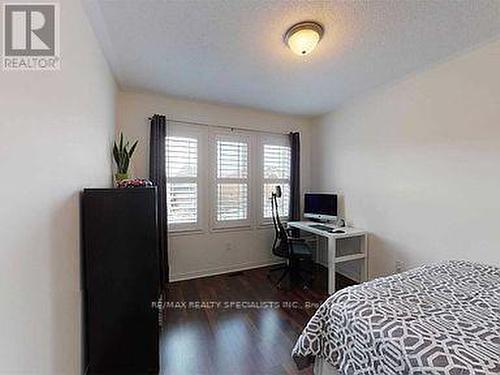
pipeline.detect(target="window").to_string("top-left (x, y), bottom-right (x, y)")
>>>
top-left (166, 135), bottom-right (199, 228)
top-left (214, 137), bottom-right (250, 225)
top-left (165, 124), bottom-right (293, 232)
top-left (262, 143), bottom-right (291, 220)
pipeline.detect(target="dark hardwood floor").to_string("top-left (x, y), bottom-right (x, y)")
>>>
top-left (161, 265), bottom-right (355, 375)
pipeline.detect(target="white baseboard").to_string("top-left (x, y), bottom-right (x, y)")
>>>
top-left (169, 260), bottom-right (285, 282)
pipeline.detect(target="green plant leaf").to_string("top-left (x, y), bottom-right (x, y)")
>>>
top-left (113, 142), bottom-right (119, 165)
top-left (113, 133), bottom-right (137, 174)
top-left (121, 152), bottom-right (129, 172)
top-left (119, 150), bottom-right (127, 172)
top-left (128, 140), bottom-right (138, 158)
top-left (119, 132), bottom-right (123, 152)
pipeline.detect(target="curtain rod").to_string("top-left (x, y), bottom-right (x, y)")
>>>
top-left (148, 116), bottom-right (293, 136)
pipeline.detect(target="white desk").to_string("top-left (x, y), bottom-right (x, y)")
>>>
top-left (288, 221), bottom-right (368, 294)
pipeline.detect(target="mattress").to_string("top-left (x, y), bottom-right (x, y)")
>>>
top-left (292, 261), bottom-right (500, 374)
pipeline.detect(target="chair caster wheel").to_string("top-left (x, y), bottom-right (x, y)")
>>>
top-left (277, 283), bottom-right (283, 289)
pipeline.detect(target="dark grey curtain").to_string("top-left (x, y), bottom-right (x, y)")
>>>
top-left (289, 132), bottom-right (301, 223)
top-left (149, 114), bottom-right (169, 285)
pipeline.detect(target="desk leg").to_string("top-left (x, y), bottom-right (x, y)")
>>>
top-left (328, 238), bottom-right (336, 294)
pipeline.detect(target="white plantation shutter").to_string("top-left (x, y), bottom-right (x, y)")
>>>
top-left (166, 183), bottom-right (197, 223)
top-left (165, 125), bottom-right (293, 232)
top-left (215, 137), bottom-right (249, 224)
top-left (166, 136), bottom-right (197, 178)
top-left (217, 141), bottom-right (248, 179)
top-left (166, 136), bottom-right (199, 226)
top-left (262, 142), bottom-right (291, 219)
top-left (264, 144), bottom-right (290, 180)
top-left (217, 183), bottom-right (248, 221)
top-left (263, 183), bottom-right (290, 218)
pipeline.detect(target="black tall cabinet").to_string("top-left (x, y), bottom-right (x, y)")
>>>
top-left (81, 187), bottom-right (161, 374)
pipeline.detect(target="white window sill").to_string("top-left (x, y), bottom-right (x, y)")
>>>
top-left (167, 220), bottom-right (291, 236)
top-left (257, 222), bottom-right (274, 229)
top-left (210, 224), bottom-right (253, 233)
top-left (168, 228), bottom-right (206, 237)
top-left (258, 217), bottom-right (289, 227)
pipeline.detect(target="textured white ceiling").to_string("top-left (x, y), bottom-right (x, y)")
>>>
top-left (84, 0), bottom-right (500, 116)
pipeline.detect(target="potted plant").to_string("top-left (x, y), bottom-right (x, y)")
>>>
top-left (113, 132), bottom-right (138, 183)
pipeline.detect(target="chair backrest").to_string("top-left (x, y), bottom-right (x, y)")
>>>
top-left (271, 193), bottom-right (289, 259)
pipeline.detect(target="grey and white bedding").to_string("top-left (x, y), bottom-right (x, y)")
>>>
top-left (292, 261), bottom-right (500, 374)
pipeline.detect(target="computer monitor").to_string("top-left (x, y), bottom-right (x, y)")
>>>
top-left (304, 193), bottom-right (337, 222)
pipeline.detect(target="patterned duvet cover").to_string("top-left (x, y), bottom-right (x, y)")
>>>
top-left (292, 261), bottom-right (500, 374)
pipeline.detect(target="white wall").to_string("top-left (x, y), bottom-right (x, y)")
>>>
top-left (312, 38), bottom-right (500, 278)
top-left (116, 91), bottom-right (312, 280)
top-left (0, 0), bottom-right (116, 373)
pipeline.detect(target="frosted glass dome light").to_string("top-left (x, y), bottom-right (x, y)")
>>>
top-left (284, 21), bottom-right (324, 56)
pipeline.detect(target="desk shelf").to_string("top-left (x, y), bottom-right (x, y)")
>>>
top-left (288, 221), bottom-right (368, 294)
top-left (335, 253), bottom-right (366, 264)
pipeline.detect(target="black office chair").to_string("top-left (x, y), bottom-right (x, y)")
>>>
top-left (268, 186), bottom-right (313, 289)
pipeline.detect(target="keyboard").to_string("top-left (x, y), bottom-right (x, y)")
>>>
top-left (308, 224), bottom-right (346, 235)
top-left (308, 224), bottom-right (335, 231)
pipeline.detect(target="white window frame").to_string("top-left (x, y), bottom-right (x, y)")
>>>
top-left (209, 130), bottom-right (254, 230)
top-left (258, 134), bottom-right (291, 226)
top-left (165, 123), bottom-right (293, 233)
top-left (166, 124), bottom-right (208, 233)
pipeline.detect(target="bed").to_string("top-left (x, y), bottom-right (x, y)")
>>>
top-left (292, 260), bottom-right (500, 374)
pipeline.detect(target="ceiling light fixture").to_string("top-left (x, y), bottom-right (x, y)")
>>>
top-left (284, 21), bottom-right (324, 56)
